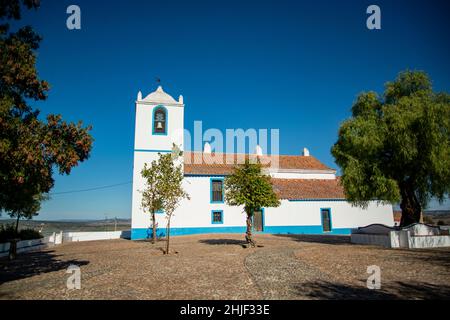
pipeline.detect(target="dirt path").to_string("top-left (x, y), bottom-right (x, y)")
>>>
top-left (245, 248), bottom-right (332, 299)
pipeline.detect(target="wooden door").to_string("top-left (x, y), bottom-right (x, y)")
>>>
top-left (321, 209), bottom-right (331, 232)
top-left (253, 210), bottom-right (263, 232)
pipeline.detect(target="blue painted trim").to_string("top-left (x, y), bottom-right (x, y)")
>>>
top-left (210, 177), bottom-right (224, 203)
top-left (130, 225), bottom-right (351, 240)
top-left (288, 199), bottom-right (346, 202)
top-left (262, 225), bottom-right (350, 235)
top-left (320, 207), bottom-right (332, 232)
top-left (134, 149), bottom-right (172, 153)
top-left (211, 210), bottom-right (224, 224)
top-left (155, 209), bottom-right (164, 214)
top-left (152, 105), bottom-right (168, 136)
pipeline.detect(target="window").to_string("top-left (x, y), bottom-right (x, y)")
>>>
top-left (153, 106), bottom-right (167, 134)
top-left (211, 179), bottom-right (224, 203)
top-left (211, 210), bottom-right (223, 224)
top-left (321, 208), bottom-right (332, 232)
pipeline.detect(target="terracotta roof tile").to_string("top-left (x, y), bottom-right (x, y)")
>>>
top-left (183, 152), bottom-right (333, 175)
top-left (271, 178), bottom-right (346, 200)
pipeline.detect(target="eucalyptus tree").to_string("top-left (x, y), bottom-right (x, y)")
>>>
top-left (332, 71), bottom-right (450, 226)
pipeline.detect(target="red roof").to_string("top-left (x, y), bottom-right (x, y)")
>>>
top-left (272, 178), bottom-right (345, 200)
top-left (184, 152), bottom-right (333, 176)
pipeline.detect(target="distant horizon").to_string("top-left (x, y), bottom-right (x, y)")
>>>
top-left (0, 217), bottom-right (131, 222)
top-left (2, 200), bottom-right (450, 222)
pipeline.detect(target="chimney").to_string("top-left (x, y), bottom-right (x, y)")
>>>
top-left (203, 142), bottom-right (212, 154)
top-left (255, 145), bottom-right (263, 156)
top-left (302, 147), bottom-right (310, 157)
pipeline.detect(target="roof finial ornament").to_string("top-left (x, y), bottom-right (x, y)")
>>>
top-left (155, 77), bottom-right (163, 91)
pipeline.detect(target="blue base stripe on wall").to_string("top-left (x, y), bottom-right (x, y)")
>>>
top-left (131, 226), bottom-right (351, 240)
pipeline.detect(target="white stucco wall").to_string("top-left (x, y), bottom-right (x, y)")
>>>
top-left (134, 102), bottom-right (184, 151)
top-left (132, 174), bottom-right (394, 232)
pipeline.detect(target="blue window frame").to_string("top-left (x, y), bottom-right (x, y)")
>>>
top-left (152, 105), bottom-right (168, 135)
top-left (320, 208), bottom-right (332, 232)
top-left (155, 209), bottom-right (164, 214)
top-left (210, 178), bottom-right (224, 203)
top-left (211, 210), bottom-right (223, 224)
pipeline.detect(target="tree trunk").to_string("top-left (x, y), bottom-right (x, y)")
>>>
top-left (399, 183), bottom-right (422, 227)
top-left (245, 209), bottom-right (256, 247)
top-left (9, 215), bottom-right (20, 260)
top-left (15, 215), bottom-right (20, 234)
top-left (151, 211), bottom-right (156, 244)
top-left (9, 239), bottom-right (17, 260)
top-left (165, 217), bottom-right (171, 254)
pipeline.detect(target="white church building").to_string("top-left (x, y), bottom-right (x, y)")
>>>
top-left (130, 86), bottom-right (394, 240)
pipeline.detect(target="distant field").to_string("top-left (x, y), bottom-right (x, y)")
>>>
top-left (0, 219), bottom-right (131, 237)
top-left (424, 211), bottom-right (450, 225)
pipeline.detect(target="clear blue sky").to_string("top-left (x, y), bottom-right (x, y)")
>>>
top-left (8, 0), bottom-right (450, 220)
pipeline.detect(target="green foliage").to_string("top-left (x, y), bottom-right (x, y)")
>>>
top-left (0, 224), bottom-right (17, 242)
top-left (157, 148), bottom-right (190, 218)
top-left (0, 223), bottom-right (43, 242)
top-left (225, 160), bottom-right (280, 213)
top-left (332, 70), bottom-right (450, 226)
top-left (141, 160), bottom-right (163, 215)
top-left (17, 227), bottom-right (43, 240)
top-left (0, 1), bottom-right (93, 222)
top-left (224, 159), bottom-right (280, 246)
top-left (142, 146), bottom-right (189, 218)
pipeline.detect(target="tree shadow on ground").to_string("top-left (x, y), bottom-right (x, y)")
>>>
top-left (0, 250), bottom-right (89, 284)
top-left (199, 239), bottom-right (247, 246)
top-left (273, 234), bottom-right (351, 245)
top-left (296, 280), bottom-right (450, 300)
top-left (393, 248), bottom-right (450, 269)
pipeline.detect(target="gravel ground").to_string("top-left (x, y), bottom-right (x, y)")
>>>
top-left (0, 234), bottom-right (449, 300)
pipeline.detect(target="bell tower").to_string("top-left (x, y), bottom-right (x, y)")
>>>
top-left (133, 85), bottom-right (184, 153)
top-left (131, 86), bottom-right (185, 234)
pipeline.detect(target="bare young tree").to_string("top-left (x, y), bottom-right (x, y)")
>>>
top-left (158, 145), bottom-right (189, 254)
top-left (141, 160), bottom-right (163, 244)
